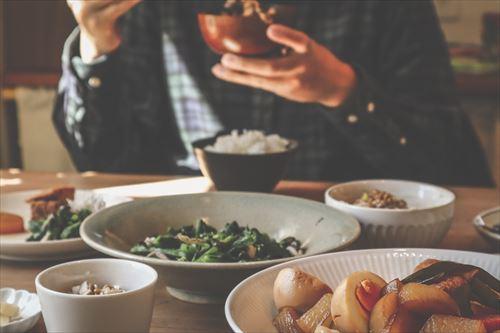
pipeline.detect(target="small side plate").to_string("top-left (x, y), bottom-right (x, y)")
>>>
top-left (0, 288), bottom-right (41, 333)
top-left (0, 190), bottom-right (130, 261)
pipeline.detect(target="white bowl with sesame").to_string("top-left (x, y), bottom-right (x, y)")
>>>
top-left (35, 259), bottom-right (157, 333)
top-left (325, 179), bottom-right (455, 247)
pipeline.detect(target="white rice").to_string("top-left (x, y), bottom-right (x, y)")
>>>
top-left (69, 193), bottom-right (105, 212)
top-left (205, 130), bottom-right (289, 154)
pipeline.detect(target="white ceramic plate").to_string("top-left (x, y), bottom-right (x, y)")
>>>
top-left (0, 288), bottom-right (41, 333)
top-left (225, 248), bottom-right (500, 333)
top-left (0, 190), bottom-right (130, 261)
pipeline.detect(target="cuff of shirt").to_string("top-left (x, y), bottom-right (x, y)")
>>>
top-left (320, 63), bottom-right (406, 146)
top-left (321, 63), bottom-right (377, 125)
top-left (63, 27), bottom-right (115, 90)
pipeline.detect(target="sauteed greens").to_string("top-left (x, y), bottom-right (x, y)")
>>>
top-left (27, 206), bottom-right (92, 241)
top-left (130, 220), bottom-right (304, 263)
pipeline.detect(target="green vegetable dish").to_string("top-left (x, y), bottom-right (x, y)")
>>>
top-left (27, 206), bottom-right (92, 241)
top-left (130, 220), bottom-right (305, 263)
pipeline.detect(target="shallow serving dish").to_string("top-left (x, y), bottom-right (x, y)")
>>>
top-left (81, 192), bottom-right (360, 304)
top-left (225, 248), bottom-right (499, 333)
top-left (473, 206), bottom-right (500, 247)
top-left (0, 288), bottom-right (41, 333)
top-left (0, 190), bottom-right (130, 261)
top-left (35, 259), bottom-right (157, 333)
top-left (192, 136), bottom-right (298, 192)
top-left (325, 180), bottom-right (455, 248)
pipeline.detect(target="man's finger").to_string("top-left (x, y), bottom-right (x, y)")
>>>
top-left (212, 64), bottom-right (284, 91)
top-left (102, 0), bottom-right (141, 20)
top-left (267, 24), bottom-right (311, 54)
top-left (220, 53), bottom-right (304, 77)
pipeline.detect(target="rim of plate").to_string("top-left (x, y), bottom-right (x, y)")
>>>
top-left (325, 179), bottom-right (455, 212)
top-left (0, 234), bottom-right (86, 246)
top-left (224, 248), bottom-right (498, 332)
top-left (80, 192), bottom-right (361, 270)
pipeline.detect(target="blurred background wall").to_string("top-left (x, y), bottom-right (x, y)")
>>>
top-left (1, 0), bottom-right (76, 172)
top-left (0, 0), bottom-right (498, 183)
top-left (436, 0), bottom-right (498, 44)
top-left (434, 0), bottom-right (499, 185)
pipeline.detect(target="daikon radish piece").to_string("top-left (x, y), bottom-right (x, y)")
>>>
top-left (331, 271), bottom-right (386, 333)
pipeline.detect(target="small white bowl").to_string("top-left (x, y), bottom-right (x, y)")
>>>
top-left (473, 206), bottom-right (500, 247)
top-left (325, 179), bottom-right (455, 247)
top-left (35, 259), bottom-right (157, 333)
top-left (0, 288), bottom-right (41, 333)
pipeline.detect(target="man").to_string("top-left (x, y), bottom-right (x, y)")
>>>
top-left (54, 0), bottom-right (493, 186)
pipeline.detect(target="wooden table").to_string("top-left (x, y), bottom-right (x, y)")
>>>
top-left (1, 170), bottom-right (498, 332)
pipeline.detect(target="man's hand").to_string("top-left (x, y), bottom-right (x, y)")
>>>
top-left (67, 0), bottom-right (140, 63)
top-left (212, 24), bottom-right (356, 108)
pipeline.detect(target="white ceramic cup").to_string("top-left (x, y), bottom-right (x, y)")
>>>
top-left (35, 259), bottom-right (157, 333)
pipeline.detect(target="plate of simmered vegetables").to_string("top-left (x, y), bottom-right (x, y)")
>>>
top-left (0, 187), bottom-right (130, 261)
top-left (225, 248), bottom-right (499, 333)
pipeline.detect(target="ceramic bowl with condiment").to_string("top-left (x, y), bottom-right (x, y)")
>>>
top-left (198, 4), bottom-right (296, 55)
top-left (35, 259), bottom-right (157, 333)
top-left (325, 179), bottom-right (455, 248)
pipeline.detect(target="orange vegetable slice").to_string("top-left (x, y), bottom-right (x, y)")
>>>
top-left (0, 212), bottom-right (24, 234)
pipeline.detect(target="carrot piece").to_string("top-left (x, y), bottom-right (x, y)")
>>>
top-left (474, 314), bottom-right (500, 333)
top-left (0, 213), bottom-right (24, 234)
top-left (356, 279), bottom-right (382, 312)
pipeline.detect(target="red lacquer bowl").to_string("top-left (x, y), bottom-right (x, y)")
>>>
top-left (198, 5), bottom-right (296, 56)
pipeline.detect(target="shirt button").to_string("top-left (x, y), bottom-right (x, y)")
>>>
top-left (88, 76), bottom-right (101, 88)
top-left (367, 102), bottom-right (375, 113)
top-left (400, 136), bottom-right (407, 145)
top-left (347, 114), bottom-right (359, 124)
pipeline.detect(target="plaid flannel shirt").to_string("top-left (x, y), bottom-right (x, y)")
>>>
top-left (54, 0), bottom-right (493, 186)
